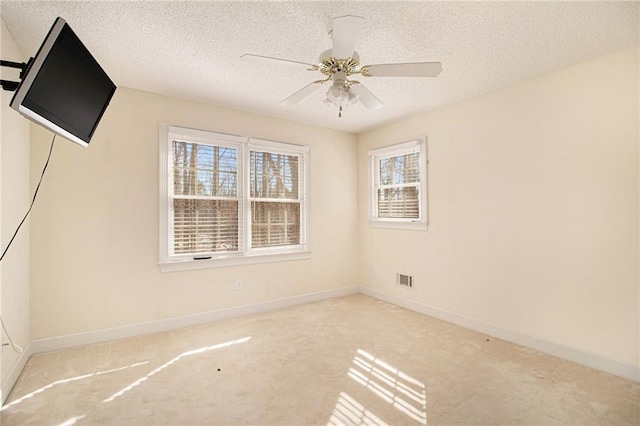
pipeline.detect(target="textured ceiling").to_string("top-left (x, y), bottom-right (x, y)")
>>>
top-left (1, 1), bottom-right (638, 134)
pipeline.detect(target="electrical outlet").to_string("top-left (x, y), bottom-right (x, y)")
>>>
top-left (236, 279), bottom-right (243, 290)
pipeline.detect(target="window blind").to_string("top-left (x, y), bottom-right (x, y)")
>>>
top-left (172, 199), bottom-right (239, 253)
top-left (377, 187), bottom-right (419, 218)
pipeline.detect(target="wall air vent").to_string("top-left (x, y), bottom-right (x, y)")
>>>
top-left (397, 273), bottom-right (414, 289)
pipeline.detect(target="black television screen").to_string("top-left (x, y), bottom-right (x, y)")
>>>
top-left (10, 17), bottom-right (116, 147)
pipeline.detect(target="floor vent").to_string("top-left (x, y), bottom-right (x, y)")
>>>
top-left (397, 273), bottom-right (414, 289)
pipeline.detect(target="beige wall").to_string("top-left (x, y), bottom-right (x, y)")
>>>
top-left (29, 88), bottom-right (358, 339)
top-left (19, 41), bottom-right (640, 373)
top-left (0, 18), bottom-right (31, 388)
top-left (358, 48), bottom-right (639, 367)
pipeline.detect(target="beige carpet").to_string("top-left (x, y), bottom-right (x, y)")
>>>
top-left (2, 294), bottom-right (638, 425)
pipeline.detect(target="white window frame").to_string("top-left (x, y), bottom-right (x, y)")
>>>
top-left (247, 138), bottom-right (309, 257)
top-left (159, 124), bottom-right (310, 272)
top-left (368, 138), bottom-right (428, 231)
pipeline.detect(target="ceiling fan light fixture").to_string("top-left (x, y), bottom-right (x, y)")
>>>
top-left (325, 82), bottom-right (358, 109)
top-left (324, 83), bottom-right (360, 117)
top-left (326, 84), bottom-right (344, 102)
top-left (346, 87), bottom-right (359, 105)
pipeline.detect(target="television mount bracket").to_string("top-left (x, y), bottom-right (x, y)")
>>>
top-left (1, 58), bottom-right (33, 92)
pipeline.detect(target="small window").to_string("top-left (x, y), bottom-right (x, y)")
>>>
top-left (369, 139), bottom-right (427, 230)
top-left (159, 125), bottom-right (310, 271)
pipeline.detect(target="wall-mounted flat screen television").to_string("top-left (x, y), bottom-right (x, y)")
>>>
top-left (10, 17), bottom-right (116, 147)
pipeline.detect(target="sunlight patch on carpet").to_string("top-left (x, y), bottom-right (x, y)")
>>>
top-left (102, 336), bottom-right (251, 403)
top-left (347, 349), bottom-right (427, 424)
top-left (1, 361), bottom-right (149, 412)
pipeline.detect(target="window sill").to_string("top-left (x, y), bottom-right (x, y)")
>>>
top-left (369, 220), bottom-right (428, 231)
top-left (159, 250), bottom-right (312, 272)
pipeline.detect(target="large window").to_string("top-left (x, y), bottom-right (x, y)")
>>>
top-left (250, 150), bottom-right (301, 248)
top-left (160, 125), bottom-right (309, 271)
top-left (369, 139), bottom-right (427, 230)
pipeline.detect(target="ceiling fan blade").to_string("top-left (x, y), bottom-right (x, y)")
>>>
top-left (241, 54), bottom-right (316, 69)
top-left (280, 82), bottom-right (321, 106)
top-left (349, 84), bottom-right (383, 110)
top-left (332, 15), bottom-right (365, 59)
top-left (364, 62), bottom-right (443, 77)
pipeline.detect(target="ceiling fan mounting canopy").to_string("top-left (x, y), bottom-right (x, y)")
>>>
top-left (241, 15), bottom-right (443, 117)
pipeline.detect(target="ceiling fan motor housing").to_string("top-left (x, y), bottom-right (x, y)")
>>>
top-left (318, 49), bottom-right (361, 77)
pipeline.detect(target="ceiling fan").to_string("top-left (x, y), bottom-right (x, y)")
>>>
top-left (241, 15), bottom-right (442, 117)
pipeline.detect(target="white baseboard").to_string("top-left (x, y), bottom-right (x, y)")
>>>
top-left (31, 286), bottom-right (359, 355)
top-left (19, 285), bottom-right (640, 389)
top-left (359, 286), bottom-right (640, 382)
top-left (1, 342), bottom-right (32, 404)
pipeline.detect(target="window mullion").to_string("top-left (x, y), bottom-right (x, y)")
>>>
top-left (242, 142), bottom-right (251, 254)
top-left (377, 182), bottom-right (420, 190)
top-left (248, 197), bottom-right (301, 203)
top-left (172, 194), bottom-right (238, 201)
